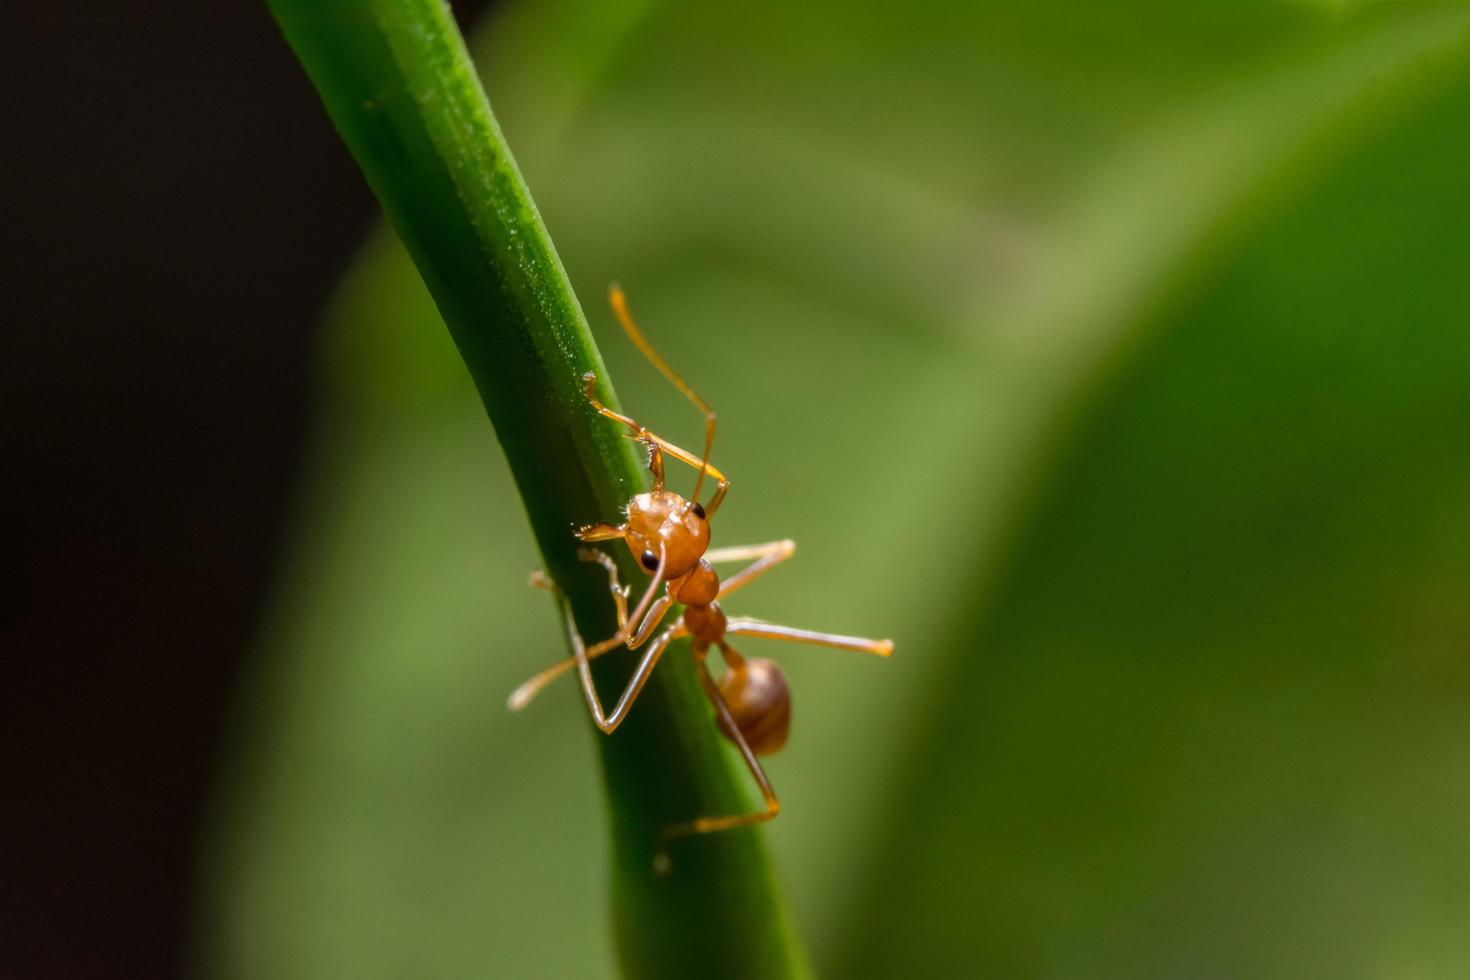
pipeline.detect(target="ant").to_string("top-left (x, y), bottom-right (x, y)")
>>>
top-left (509, 285), bottom-right (893, 838)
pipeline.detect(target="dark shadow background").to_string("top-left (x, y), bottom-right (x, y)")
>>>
top-left (0, 3), bottom-right (485, 976)
top-left (10, 5), bottom-right (1470, 980)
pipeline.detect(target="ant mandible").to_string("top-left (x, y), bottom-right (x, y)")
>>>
top-left (510, 284), bottom-right (893, 838)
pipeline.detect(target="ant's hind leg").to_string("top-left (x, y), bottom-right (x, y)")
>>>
top-left (663, 649), bottom-right (780, 839)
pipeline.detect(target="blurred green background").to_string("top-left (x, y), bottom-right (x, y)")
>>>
top-left (203, 1), bottom-right (1470, 977)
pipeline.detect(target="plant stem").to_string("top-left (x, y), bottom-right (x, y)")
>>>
top-left (265, 0), bottom-right (808, 976)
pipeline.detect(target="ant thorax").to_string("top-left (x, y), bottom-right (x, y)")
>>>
top-left (624, 489), bottom-right (709, 578)
top-left (670, 559), bottom-right (719, 606)
top-left (681, 596), bottom-right (727, 645)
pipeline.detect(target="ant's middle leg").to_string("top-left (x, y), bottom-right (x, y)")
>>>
top-left (524, 571), bottom-right (687, 734)
top-left (663, 646), bottom-right (780, 839)
top-left (579, 548), bottom-right (673, 654)
top-left (572, 616), bottom-right (689, 735)
top-left (507, 550), bottom-right (673, 712)
top-left (509, 570), bottom-right (615, 711)
top-left (724, 618), bottom-right (894, 657)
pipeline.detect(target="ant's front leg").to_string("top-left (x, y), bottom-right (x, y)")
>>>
top-left (579, 548), bottom-right (673, 653)
top-left (704, 539), bottom-right (796, 597)
top-left (581, 373), bottom-right (667, 491)
top-left (575, 522), bottom-right (625, 543)
top-left (584, 370), bottom-right (727, 511)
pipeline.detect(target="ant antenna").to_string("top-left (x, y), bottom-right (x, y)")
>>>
top-left (608, 283), bottom-right (717, 503)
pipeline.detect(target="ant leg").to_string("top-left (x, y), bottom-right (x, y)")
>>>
top-left (663, 647), bottom-right (779, 838)
top-left (572, 536), bottom-right (676, 645)
top-left (511, 571), bottom-right (605, 711)
top-left (581, 370), bottom-right (643, 434)
top-left (507, 594), bottom-right (673, 711)
top-left (704, 540), bottom-right (795, 565)
top-left (577, 548), bottom-right (629, 629)
top-left (584, 365), bottom-right (727, 512)
top-left (521, 569), bottom-right (684, 732)
top-left (511, 572), bottom-right (600, 710)
top-left (579, 544), bottom-right (673, 653)
top-left (642, 430), bottom-right (729, 515)
top-left (577, 546), bottom-right (675, 648)
top-left (646, 440), bottom-right (666, 490)
top-left (705, 540), bottom-right (796, 598)
top-left (507, 638), bottom-right (618, 711)
top-left (576, 522), bottom-right (625, 543)
top-left (600, 547), bottom-right (668, 648)
top-left (629, 596), bottom-right (675, 649)
top-left (572, 616), bottom-right (689, 734)
top-left (724, 618), bottom-right (894, 657)
top-left (581, 373), bottom-right (670, 491)
top-left (583, 592), bottom-right (674, 656)
top-left (507, 553), bottom-right (673, 712)
top-left (607, 284), bottom-right (719, 503)
top-left (506, 597), bottom-right (674, 712)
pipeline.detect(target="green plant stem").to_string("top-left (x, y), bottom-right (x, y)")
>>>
top-left (265, 1), bottom-right (808, 976)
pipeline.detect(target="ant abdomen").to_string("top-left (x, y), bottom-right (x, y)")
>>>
top-left (716, 657), bottom-right (790, 756)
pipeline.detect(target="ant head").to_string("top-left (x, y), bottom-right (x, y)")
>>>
top-left (624, 490), bottom-right (709, 579)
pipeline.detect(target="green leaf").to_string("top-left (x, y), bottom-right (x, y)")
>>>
top-left (205, 1), bottom-right (1470, 976)
top-left (837, 17), bottom-right (1470, 980)
top-left (215, 0), bottom-right (808, 976)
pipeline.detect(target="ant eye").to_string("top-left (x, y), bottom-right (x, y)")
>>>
top-left (690, 502), bottom-right (706, 520)
top-left (640, 550), bottom-right (659, 571)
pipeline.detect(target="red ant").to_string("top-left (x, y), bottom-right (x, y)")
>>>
top-left (510, 285), bottom-right (893, 838)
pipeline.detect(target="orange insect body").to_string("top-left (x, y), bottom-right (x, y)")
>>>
top-left (510, 285), bottom-right (892, 839)
top-left (715, 656), bottom-right (790, 755)
top-left (624, 491), bottom-right (709, 580)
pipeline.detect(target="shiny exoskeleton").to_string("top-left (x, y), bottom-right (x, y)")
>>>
top-left (510, 285), bottom-right (892, 839)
